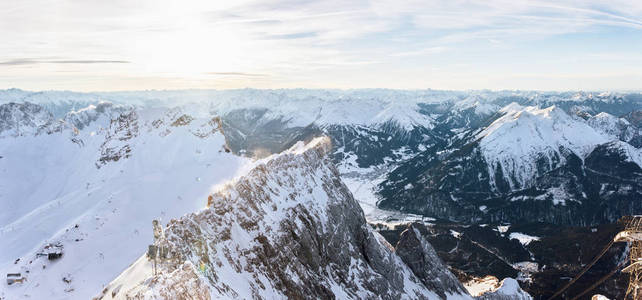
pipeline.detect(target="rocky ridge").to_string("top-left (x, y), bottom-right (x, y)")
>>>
top-left (100, 137), bottom-right (477, 299)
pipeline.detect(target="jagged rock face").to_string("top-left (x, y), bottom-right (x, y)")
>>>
top-left (119, 262), bottom-right (211, 300)
top-left (111, 138), bottom-right (471, 299)
top-left (63, 101), bottom-right (127, 130)
top-left (98, 110), bottom-right (139, 166)
top-left (395, 223), bottom-right (469, 299)
top-left (0, 102), bottom-right (62, 137)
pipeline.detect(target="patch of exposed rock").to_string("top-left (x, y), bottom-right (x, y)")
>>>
top-left (395, 223), bottom-right (470, 298)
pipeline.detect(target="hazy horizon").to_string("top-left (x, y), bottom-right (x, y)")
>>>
top-left (2, 87), bottom-right (642, 94)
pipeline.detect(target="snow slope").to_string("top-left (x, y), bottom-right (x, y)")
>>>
top-left (476, 278), bottom-right (532, 300)
top-left (477, 103), bottom-right (611, 190)
top-left (0, 103), bottom-right (248, 299)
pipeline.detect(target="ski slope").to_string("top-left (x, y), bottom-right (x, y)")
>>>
top-left (0, 105), bottom-right (249, 299)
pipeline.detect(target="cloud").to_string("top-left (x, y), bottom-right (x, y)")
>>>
top-left (0, 59), bottom-right (37, 66)
top-left (389, 47), bottom-right (448, 57)
top-left (0, 59), bottom-right (130, 66)
top-left (261, 31), bottom-right (318, 40)
top-left (1, 0), bottom-right (641, 90)
top-left (206, 72), bottom-right (268, 77)
top-left (52, 60), bottom-right (130, 64)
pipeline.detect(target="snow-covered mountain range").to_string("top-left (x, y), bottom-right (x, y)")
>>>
top-left (378, 101), bottom-right (641, 226)
top-left (1, 88), bottom-right (640, 299)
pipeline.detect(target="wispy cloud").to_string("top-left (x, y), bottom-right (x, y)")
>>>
top-left (389, 47), bottom-right (448, 57)
top-left (52, 60), bottom-right (130, 64)
top-left (0, 0), bottom-right (641, 90)
top-left (261, 31), bottom-right (318, 40)
top-left (0, 59), bottom-right (130, 66)
top-left (206, 72), bottom-right (268, 77)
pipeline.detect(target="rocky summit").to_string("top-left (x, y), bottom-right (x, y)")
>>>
top-left (98, 137), bottom-right (489, 299)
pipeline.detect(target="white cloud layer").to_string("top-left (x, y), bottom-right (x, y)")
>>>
top-left (0, 0), bottom-right (641, 91)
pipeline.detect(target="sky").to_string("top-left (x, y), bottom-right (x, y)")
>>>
top-left (1, 0), bottom-right (641, 92)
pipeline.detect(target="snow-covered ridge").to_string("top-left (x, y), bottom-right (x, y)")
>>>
top-left (99, 137), bottom-right (472, 299)
top-left (587, 112), bottom-right (637, 143)
top-left (1, 89), bottom-right (457, 130)
top-left (2, 88), bottom-right (639, 133)
top-left (0, 102), bottom-right (61, 137)
top-left (477, 103), bottom-right (611, 190)
top-left (205, 92), bottom-right (439, 130)
top-left (453, 95), bottom-right (500, 116)
top-left (0, 101), bottom-right (131, 138)
top-left (0, 105), bottom-right (248, 299)
top-left (63, 101), bottom-right (130, 131)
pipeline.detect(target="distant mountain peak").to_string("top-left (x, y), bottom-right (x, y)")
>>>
top-left (478, 103), bottom-right (609, 190)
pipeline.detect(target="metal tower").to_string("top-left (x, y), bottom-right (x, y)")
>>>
top-left (615, 216), bottom-right (642, 299)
